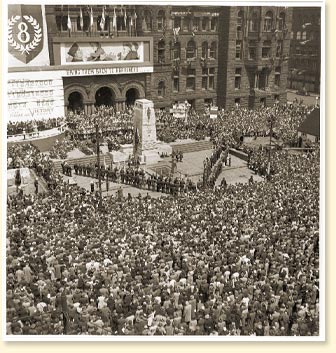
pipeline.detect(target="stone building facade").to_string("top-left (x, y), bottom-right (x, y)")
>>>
top-left (287, 7), bottom-right (321, 94)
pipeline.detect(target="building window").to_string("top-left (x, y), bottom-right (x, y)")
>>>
top-left (209, 68), bottom-right (215, 90)
top-left (302, 31), bottom-right (307, 40)
top-left (262, 41), bottom-right (271, 58)
top-left (61, 16), bottom-right (70, 31)
top-left (209, 42), bottom-right (217, 59)
top-left (157, 10), bottom-right (165, 31)
top-left (202, 17), bottom-right (209, 31)
top-left (143, 10), bottom-right (152, 31)
top-left (186, 67), bottom-right (196, 91)
top-left (158, 40), bottom-right (165, 63)
top-left (235, 98), bottom-right (241, 105)
top-left (97, 16), bottom-right (109, 31)
top-left (186, 40), bottom-right (196, 59)
top-left (264, 11), bottom-right (273, 32)
top-left (172, 42), bottom-right (181, 60)
top-left (278, 12), bottom-right (286, 31)
top-left (276, 40), bottom-right (283, 57)
top-left (173, 73), bottom-right (179, 92)
top-left (235, 68), bottom-right (242, 89)
top-left (296, 31), bottom-right (301, 40)
top-left (76, 15), bottom-right (90, 31)
top-left (183, 16), bottom-right (192, 31)
top-left (236, 40), bottom-right (242, 59)
top-left (201, 68), bottom-right (215, 90)
top-left (274, 66), bottom-right (281, 87)
top-left (274, 94), bottom-right (280, 103)
top-left (250, 12), bottom-right (259, 32)
top-left (210, 17), bottom-right (218, 31)
top-left (202, 42), bottom-right (208, 58)
top-left (202, 76), bottom-right (208, 90)
top-left (290, 31), bottom-right (294, 39)
top-left (248, 41), bottom-right (257, 60)
top-left (174, 17), bottom-right (181, 29)
top-left (237, 10), bottom-right (244, 32)
top-left (193, 17), bottom-right (200, 31)
top-left (158, 81), bottom-right (165, 97)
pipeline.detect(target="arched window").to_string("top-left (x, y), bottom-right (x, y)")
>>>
top-left (237, 10), bottom-right (244, 32)
top-left (209, 42), bottom-right (217, 59)
top-left (250, 12), bottom-right (258, 32)
top-left (158, 40), bottom-right (165, 63)
top-left (186, 40), bottom-right (196, 59)
top-left (172, 42), bottom-right (181, 59)
top-left (157, 10), bottom-right (165, 31)
top-left (202, 42), bottom-right (208, 58)
top-left (264, 11), bottom-right (273, 32)
top-left (143, 10), bottom-right (152, 31)
top-left (158, 81), bottom-right (166, 97)
top-left (278, 12), bottom-right (286, 31)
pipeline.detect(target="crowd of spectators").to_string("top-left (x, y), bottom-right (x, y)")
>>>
top-left (6, 100), bottom-right (320, 336)
top-left (7, 118), bottom-right (65, 136)
top-left (6, 145), bottom-right (320, 336)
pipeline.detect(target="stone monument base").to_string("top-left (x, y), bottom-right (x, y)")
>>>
top-left (137, 150), bottom-right (161, 165)
top-left (154, 142), bottom-right (173, 156)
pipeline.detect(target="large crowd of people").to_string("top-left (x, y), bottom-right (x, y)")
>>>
top-left (7, 118), bottom-right (65, 136)
top-left (6, 100), bottom-right (320, 336)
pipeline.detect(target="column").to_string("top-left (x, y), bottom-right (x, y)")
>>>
top-left (84, 103), bottom-right (88, 115)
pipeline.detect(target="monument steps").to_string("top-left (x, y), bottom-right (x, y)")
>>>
top-left (171, 140), bottom-right (213, 154)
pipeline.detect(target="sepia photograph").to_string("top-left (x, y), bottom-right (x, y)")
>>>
top-left (3, 0), bottom-right (324, 340)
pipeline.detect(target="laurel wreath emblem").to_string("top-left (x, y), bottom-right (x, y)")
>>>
top-left (8, 15), bottom-right (42, 55)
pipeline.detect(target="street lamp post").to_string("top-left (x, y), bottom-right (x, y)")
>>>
top-left (95, 123), bottom-right (103, 208)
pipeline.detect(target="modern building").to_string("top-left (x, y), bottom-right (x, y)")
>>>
top-left (287, 7), bottom-right (321, 94)
top-left (7, 4), bottom-right (293, 122)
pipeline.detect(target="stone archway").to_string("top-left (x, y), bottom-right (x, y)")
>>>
top-left (121, 82), bottom-right (146, 105)
top-left (68, 91), bottom-right (84, 113)
top-left (125, 88), bottom-right (140, 106)
top-left (95, 86), bottom-right (115, 107)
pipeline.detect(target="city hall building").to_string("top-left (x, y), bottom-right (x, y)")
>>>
top-left (7, 4), bottom-right (292, 122)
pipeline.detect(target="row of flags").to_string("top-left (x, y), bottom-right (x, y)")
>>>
top-left (65, 6), bottom-right (137, 32)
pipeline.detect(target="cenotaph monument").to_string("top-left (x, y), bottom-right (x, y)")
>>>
top-left (109, 99), bottom-right (172, 165)
top-left (133, 99), bottom-right (161, 164)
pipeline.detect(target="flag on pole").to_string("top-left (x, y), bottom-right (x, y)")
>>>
top-left (79, 7), bottom-right (83, 30)
top-left (134, 10), bottom-right (137, 31)
top-left (112, 8), bottom-right (117, 30)
top-left (124, 8), bottom-right (127, 27)
top-left (67, 11), bottom-right (71, 31)
top-left (90, 7), bottom-right (94, 30)
top-left (100, 6), bottom-right (106, 31)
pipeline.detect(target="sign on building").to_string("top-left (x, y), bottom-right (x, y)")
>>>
top-left (7, 71), bottom-right (65, 122)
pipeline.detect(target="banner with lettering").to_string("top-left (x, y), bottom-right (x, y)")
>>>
top-left (8, 5), bottom-right (50, 67)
